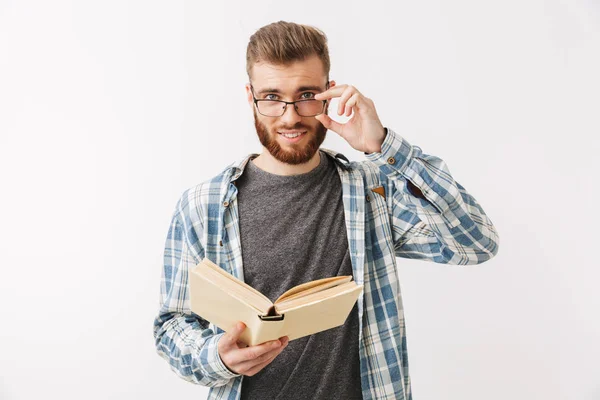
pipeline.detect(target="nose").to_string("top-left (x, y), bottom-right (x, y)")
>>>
top-left (279, 102), bottom-right (302, 125)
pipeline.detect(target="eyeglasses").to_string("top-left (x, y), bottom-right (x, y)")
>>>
top-left (250, 83), bottom-right (329, 117)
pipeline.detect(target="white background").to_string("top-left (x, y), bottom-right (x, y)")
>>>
top-left (1, 1), bottom-right (599, 399)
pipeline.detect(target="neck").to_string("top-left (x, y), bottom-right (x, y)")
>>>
top-left (252, 149), bottom-right (321, 176)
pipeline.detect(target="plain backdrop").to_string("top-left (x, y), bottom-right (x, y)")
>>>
top-left (1, 1), bottom-right (599, 399)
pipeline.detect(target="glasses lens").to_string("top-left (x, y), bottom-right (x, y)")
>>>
top-left (296, 100), bottom-right (324, 117)
top-left (257, 100), bottom-right (285, 117)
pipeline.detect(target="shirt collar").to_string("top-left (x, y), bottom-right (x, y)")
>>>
top-left (226, 147), bottom-right (352, 184)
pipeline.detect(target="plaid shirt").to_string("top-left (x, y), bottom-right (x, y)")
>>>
top-left (153, 127), bottom-right (499, 400)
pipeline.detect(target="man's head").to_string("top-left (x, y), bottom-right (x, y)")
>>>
top-left (245, 21), bottom-right (335, 165)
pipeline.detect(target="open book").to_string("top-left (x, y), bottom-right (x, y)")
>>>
top-left (189, 257), bottom-right (363, 346)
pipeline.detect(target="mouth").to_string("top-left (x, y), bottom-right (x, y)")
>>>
top-left (278, 131), bottom-right (307, 143)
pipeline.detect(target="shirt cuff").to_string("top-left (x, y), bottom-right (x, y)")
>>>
top-left (197, 332), bottom-right (241, 380)
top-left (364, 127), bottom-right (414, 177)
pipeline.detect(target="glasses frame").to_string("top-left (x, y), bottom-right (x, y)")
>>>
top-left (249, 82), bottom-right (330, 118)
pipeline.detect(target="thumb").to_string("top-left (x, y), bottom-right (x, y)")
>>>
top-left (315, 114), bottom-right (344, 138)
top-left (224, 321), bottom-right (246, 347)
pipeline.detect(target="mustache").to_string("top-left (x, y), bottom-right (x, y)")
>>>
top-left (276, 125), bottom-right (310, 131)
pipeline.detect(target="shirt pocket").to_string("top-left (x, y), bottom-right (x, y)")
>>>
top-left (364, 185), bottom-right (395, 261)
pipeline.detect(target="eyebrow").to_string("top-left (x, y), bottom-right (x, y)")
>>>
top-left (256, 85), bottom-right (324, 95)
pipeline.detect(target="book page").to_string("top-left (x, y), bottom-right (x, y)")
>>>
top-left (198, 258), bottom-right (273, 313)
top-left (274, 281), bottom-right (360, 314)
top-left (249, 283), bottom-right (363, 345)
top-left (190, 267), bottom-right (270, 344)
top-left (274, 275), bottom-right (352, 304)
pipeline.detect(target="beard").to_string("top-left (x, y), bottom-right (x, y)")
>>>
top-left (253, 108), bottom-right (328, 165)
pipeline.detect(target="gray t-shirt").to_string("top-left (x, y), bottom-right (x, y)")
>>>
top-left (236, 150), bottom-right (362, 400)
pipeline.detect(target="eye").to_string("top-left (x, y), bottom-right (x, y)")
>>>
top-left (264, 94), bottom-right (279, 100)
top-left (300, 92), bottom-right (315, 99)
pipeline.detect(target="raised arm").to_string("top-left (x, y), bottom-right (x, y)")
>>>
top-left (365, 128), bottom-right (499, 265)
top-left (313, 84), bottom-right (499, 264)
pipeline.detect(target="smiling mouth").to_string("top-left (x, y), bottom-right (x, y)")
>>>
top-left (278, 131), bottom-right (307, 139)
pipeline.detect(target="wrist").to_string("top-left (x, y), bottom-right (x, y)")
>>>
top-left (364, 127), bottom-right (387, 154)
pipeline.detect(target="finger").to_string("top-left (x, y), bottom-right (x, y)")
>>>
top-left (314, 84), bottom-right (348, 100)
top-left (314, 113), bottom-right (345, 137)
top-left (337, 86), bottom-right (356, 115)
top-left (233, 338), bottom-right (283, 364)
top-left (238, 340), bottom-right (286, 370)
top-left (242, 352), bottom-right (278, 376)
top-left (240, 340), bottom-right (288, 376)
top-left (345, 93), bottom-right (360, 116)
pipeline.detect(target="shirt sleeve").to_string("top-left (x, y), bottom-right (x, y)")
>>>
top-left (153, 198), bottom-right (241, 386)
top-left (365, 127), bottom-right (500, 265)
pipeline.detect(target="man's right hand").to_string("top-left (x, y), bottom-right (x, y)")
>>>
top-left (217, 321), bottom-right (289, 376)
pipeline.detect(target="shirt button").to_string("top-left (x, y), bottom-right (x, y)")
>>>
top-left (223, 201), bottom-right (229, 207)
top-left (387, 157), bottom-right (396, 165)
top-left (366, 194), bottom-right (371, 202)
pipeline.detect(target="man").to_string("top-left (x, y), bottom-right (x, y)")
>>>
top-left (153, 21), bottom-right (499, 400)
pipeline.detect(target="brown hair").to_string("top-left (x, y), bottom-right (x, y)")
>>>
top-left (246, 21), bottom-right (330, 81)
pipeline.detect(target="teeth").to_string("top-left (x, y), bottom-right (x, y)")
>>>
top-left (281, 132), bottom-right (304, 138)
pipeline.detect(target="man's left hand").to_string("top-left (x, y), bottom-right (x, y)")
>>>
top-left (314, 84), bottom-right (385, 154)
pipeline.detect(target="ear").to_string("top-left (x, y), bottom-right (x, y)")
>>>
top-left (325, 80), bottom-right (336, 111)
top-left (326, 79), bottom-right (336, 99)
top-left (245, 83), bottom-right (254, 108)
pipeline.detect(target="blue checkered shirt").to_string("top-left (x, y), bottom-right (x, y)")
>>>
top-left (153, 127), bottom-right (499, 399)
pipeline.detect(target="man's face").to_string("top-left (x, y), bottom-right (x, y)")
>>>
top-left (246, 55), bottom-right (334, 165)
